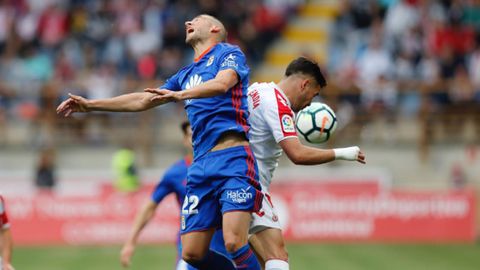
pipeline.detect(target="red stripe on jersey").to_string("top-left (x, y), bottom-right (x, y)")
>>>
top-left (234, 83), bottom-right (249, 133)
top-left (244, 146), bottom-right (261, 191)
top-left (274, 88), bottom-right (296, 137)
top-left (0, 195), bottom-right (9, 227)
top-left (254, 190), bottom-right (264, 213)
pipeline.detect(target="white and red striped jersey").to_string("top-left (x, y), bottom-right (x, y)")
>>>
top-left (247, 82), bottom-right (297, 190)
top-left (0, 195), bottom-right (10, 229)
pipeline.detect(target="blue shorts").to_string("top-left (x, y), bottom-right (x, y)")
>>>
top-left (181, 145), bottom-right (263, 234)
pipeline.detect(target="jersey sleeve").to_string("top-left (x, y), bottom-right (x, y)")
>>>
top-left (0, 196), bottom-right (10, 229)
top-left (158, 71), bottom-right (182, 91)
top-left (262, 89), bottom-right (297, 143)
top-left (151, 171), bottom-right (175, 204)
top-left (218, 47), bottom-right (249, 83)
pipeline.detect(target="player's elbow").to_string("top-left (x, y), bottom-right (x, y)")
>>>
top-left (217, 81), bottom-right (231, 94)
top-left (286, 150), bottom-right (308, 165)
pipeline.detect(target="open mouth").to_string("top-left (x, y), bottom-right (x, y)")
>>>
top-left (187, 28), bottom-right (194, 34)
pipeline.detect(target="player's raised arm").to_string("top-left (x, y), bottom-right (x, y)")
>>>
top-left (120, 200), bottom-right (158, 268)
top-left (279, 137), bottom-right (365, 165)
top-left (56, 92), bottom-right (169, 117)
top-left (145, 68), bottom-right (239, 102)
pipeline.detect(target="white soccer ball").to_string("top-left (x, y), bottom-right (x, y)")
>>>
top-left (295, 102), bottom-right (338, 143)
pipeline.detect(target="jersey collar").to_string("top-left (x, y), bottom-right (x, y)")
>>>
top-left (270, 82), bottom-right (292, 107)
top-left (194, 43), bottom-right (218, 62)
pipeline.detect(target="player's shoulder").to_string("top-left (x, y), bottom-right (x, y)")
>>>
top-left (163, 158), bottom-right (188, 179)
top-left (216, 42), bottom-right (245, 56)
top-left (249, 82), bottom-right (278, 102)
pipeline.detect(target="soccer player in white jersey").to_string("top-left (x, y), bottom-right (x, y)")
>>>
top-left (247, 57), bottom-right (366, 270)
top-left (0, 195), bottom-right (14, 270)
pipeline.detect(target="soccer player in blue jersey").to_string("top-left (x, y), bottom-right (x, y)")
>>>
top-left (120, 121), bottom-right (229, 270)
top-left (57, 14), bottom-right (262, 270)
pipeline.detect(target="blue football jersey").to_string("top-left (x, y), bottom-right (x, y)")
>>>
top-left (151, 156), bottom-right (191, 206)
top-left (160, 43), bottom-right (251, 160)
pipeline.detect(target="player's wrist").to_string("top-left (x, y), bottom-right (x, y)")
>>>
top-left (333, 146), bottom-right (359, 161)
top-left (84, 99), bottom-right (95, 111)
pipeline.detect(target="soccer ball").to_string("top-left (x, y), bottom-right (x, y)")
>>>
top-left (295, 102), bottom-right (337, 143)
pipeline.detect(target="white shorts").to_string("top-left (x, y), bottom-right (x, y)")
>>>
top-left (176, 259), bottom-right (188, 270)
top-left (249, 193), bottom-right (282, 234)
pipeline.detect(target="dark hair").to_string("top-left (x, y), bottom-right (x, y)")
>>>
top-left (181, 121), bottom-right (190, 135)
top-left (285, 57), bottom-right (327, 88)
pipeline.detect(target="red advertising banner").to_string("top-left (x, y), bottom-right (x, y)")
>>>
top-left (4, 181), bottom-right (476, 245)
top-left (270, 182), bottom-right (476, 242)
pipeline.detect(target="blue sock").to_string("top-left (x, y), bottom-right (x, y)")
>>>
top-left (229, 244), bottom-right (261, 270)
top-left (187, 249), bottom-right (236, 270)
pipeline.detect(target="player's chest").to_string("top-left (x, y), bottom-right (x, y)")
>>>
top-left (179, 63), bottom-right (218, 90)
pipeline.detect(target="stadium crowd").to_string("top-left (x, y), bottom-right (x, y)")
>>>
top-left (327, 0), bottom-right (480, 158)
top-left (0, 0), bottom-right (299, 148)
top-left (0, 0), bottom-right (478, 160)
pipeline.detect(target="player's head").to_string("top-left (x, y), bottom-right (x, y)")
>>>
top-left (185, 14), bottom-right (227, 45)
top-left (283, 57), bottom-right (327, 112)
top-left (181, 120), bottom-right (193, 153)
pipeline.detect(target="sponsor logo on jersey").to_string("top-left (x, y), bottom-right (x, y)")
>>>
top-left (186, 74), bottom-right (203, 89)
top-left (181, 215), bottom-right (186, 230)
top-left (221, 53), bottom-right (238, 68)
top-left (185, 74), bottom-right (203, 105)
top-left (272, 214), bottom-right (279, 222)
top-left (226, 187), bottom-right (253, 203)
top-left (206, 56), bottom-right (215, 67)
top-left (281, 114), bottom-right (295, 133)
top-left (249, 89), bottom-right (260, 109)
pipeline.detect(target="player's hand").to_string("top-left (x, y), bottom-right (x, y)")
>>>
top-left (334, 146), bottom-right (366, 164)
top-left (144, 88), bottom-right (182, 102)
top-left (56, 93), bottom-right (90, 117)
top-left (120, 243), bottom-right (135, 268)
top-left (357, 150), bottom-right (366, 164)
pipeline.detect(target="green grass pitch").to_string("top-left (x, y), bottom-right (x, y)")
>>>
top-left (13, 243), bottom-right (480, 270)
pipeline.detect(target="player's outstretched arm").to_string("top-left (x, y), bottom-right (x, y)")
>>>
top-left (279, 137), bottom-right (366, 165)
top-left (1, 228), bottom-right (14, 270)
top-left (120, 200), bottom-right (158, 268)
top-left (145, 69), bottom-right (238, 102)
top-left (56, 92), bottom-right (168, 117)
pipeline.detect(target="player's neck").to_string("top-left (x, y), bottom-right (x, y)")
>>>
top-left (276, 79), bottom-right (294, 105)
top-left (192, 39), bottom-right (217, 61)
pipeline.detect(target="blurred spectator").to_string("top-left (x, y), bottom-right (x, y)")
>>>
top-left (0, 1), bottom-right (13, 54)
top-left (112, 145), bottom-right (140, 193)
top-left (356, 35), bottom-right (397, 112)
top-left (468, 38), bottom-right (480, 100)
top-left (37, 3), bottom-right (68, 50)
top-left (34, 147), bottom-right (57, 190)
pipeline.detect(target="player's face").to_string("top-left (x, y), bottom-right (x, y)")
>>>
top-left (185, 16), bottom-right (212, 44)
top-left (293, 78), bottom-right (321, 112)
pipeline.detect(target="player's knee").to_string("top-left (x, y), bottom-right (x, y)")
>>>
top-left (223, 234), bottom-right (245, 253)
top-left (182, 249), bottom-right (205, 264)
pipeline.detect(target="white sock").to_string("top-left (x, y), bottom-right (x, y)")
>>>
top-left (266, 259), bottom-right (289, 270)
